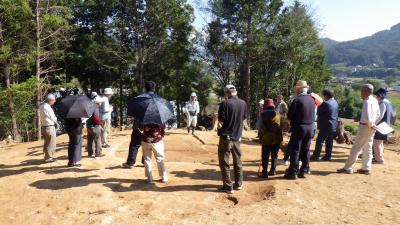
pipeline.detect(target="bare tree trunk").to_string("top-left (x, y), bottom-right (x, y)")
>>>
top-left (137, 37), bottom-right (144, 91)
top-left (35, 0), bottom-right (42, 140)
top-left (244, 15), bottom-right (252, 127)
top-left (4, 66), bottom-right (21, 142)
top-left (119, 77), bottom-right (123, 131)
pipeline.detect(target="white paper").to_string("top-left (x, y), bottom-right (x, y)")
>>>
top-left (376, 122), bottom-right (394, 135)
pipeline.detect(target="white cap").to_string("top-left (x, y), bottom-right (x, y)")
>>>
top-left (46, 94), bottom-right (56, 101)
top-left (191, 92), bottom-right (197, 97)
top-left (104, 88), bottom-right (113, 95)
top-left (224, 84), bottom-right (236, 92)
top-left (91, 92), bottom-right (98, 98)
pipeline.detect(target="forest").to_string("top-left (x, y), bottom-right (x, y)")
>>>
top-left (0, 0), bottom-right (331, 142)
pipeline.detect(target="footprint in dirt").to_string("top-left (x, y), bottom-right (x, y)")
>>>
top-left (216, 184), bottom-right (276, 206)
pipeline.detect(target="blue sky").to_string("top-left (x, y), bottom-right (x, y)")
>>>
top-left (189, 0), bottom-right (400, 42)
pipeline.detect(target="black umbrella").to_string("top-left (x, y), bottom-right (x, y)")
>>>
top-left (56, 95), bottom-right (96, 118)
top-left (127, 93), bottom-right (174, 124)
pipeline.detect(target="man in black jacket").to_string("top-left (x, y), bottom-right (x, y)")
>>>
top-left (217, 84), bottom-right (247, 194)
top-left (285, 80), bottom-right (316, 179)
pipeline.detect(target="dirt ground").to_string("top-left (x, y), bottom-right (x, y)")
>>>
top-left (1, 128), bottom-right (400, 225)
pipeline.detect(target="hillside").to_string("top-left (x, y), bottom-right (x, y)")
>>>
top-left (323, 23), bottom-right (400, 68)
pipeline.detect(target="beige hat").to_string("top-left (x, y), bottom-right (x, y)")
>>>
top-left (295, 80), bottom-right (309, 88)
top-left (103, 88), bottom-right (113, 95)
top-left (191, 92), bottom-right (197, 97)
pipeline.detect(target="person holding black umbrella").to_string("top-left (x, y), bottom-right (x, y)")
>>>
top-left (56, 94), bottom-right (97, 167)
top-left (122, 81), bottom-right (157, 169)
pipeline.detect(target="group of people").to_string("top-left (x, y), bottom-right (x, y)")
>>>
top-left (39, 79), bottom-right (394, 194)
top-left (39, 88), bottom-right (113, 167)
top-left (215, 81), bottom-right (394, 193)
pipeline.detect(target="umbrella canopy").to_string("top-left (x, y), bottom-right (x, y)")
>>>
top-left (56, 95), bottom-right (96, 118)
top-left (310, 92), bottom-right (323, 107)
top-left (127, 93), bottom-right (174, 124)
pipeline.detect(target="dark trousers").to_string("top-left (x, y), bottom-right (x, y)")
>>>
top-left (126, 128), bottom-right (142, 165)
top-left (288, 124), bottom-right (314, 175)
top-left (261, 144), bottom-right (280, 175)
top-left (218, 138), bottom-right (243, 188)
top-left (68, 128), bottom-right (82, 164)
top-left (312, 129), bottom-right (335, 159)
top-left (87, 126), bottom-right (102, 156)
top-left (283, 143), bottom-right (291, 161)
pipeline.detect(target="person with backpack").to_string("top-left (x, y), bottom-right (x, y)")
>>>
top-left (372, 88), bottom-right (394, 164)
top-left (259, 99), bottom-right (282, 179)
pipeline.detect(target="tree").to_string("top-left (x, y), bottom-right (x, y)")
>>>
top-left (0, 0), bottom-right (33, 142)
top-left (207, 0), bottom-right (283, 123)
top-left (33, 0), bottom-right (71, 140)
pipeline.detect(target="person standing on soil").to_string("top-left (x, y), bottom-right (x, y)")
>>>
top-left (87, 98), bottom-right (104, 158)
top-left (337, 84), bottom-right (380, 175)
top-left (310, 89), bottom-right (339, 162)
top-left (259, 99), bottom-right (282, 179)
top-left (284, 80), bottom-right (316, 180)
top-left (100, 88), bottom-right (113, 148)
top-left (276, 95), bottom-right (289, 132)
top-left (65, 118), bottom-right (83, 167)
top-left (39, 94), bottom-right (59, 163)
top-left (372, 88), bottom-right (393, 164)
top-left (141, 123), bottom-right (168, 184)
top-left (217, 84), bottom-right (247, 194)
top-left (122, 81), bottom-right (157, 169)
top-left (186, 92), bottom-right (200, 135)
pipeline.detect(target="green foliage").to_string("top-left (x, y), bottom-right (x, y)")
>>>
top-left (344, 124), bottom-right (358, 135)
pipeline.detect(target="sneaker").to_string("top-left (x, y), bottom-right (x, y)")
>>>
top-left (337, 168), bottom-right (353, 174)
top-left (219, 186), bottom-right (234, 194)
top-left (356, 169), bottom-right (371, 175)
top-left (159, 178), bottom-right (168, 183)
top-left (102, 144), bottom-right (111, 148)
top-left (258, 174), bottom-right (268, 179)
top-left (268, 170), bottom-right (276, 176)
top-left (147, 179), bottom-right (155, 184)
top-left (233, 183), bottom-right (243, 191)
top-left (310, 155), bottom-right (320, 161)
top-left (44, 158), bottom-right (57, 163)
top-left (122, 163), bottom-right (134, 169)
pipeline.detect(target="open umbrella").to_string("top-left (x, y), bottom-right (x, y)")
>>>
top-left (56, 95), bottom-right (96, 118)
top-left (127, 93), bottom-right (174, 124)
top-left (310, 92), bottom-right (323, 107)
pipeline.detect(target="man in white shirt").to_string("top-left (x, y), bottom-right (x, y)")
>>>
top-left (100, 88), bottom-right (113, 148)
top-left (39, 94), bottom-right (59, 163)
top-left (338, 84), bottom-right (380, 175)
top-left (186, 92), bottom-right (200, 135)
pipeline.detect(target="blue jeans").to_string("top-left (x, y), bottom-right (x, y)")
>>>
top-left (313, 129), bottom-right (335, 159)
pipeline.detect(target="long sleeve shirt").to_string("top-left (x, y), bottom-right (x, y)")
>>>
top-left (186, 100), bottom-right (200, 115)
top-left (360, 95), bottom-right (381, 127)
top-left (100, 96), bottom-right (112, 120)
top-left (39, 102), bottom-right (58, 127)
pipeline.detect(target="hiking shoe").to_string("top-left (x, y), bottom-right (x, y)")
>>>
top-left (298, 172), bottom-right (306, 179)
top-left (357, 169), bottom-right (371, 175)
top-left (122, 163), bottom-right (134, 169)
top-left (233, 183), bottom-right (243, 191)
top-left (284, 170), bottom-right (298, 180)
top-left (337, 168), bottom-right (353, 174)
top-left (220, 186), bottom-right (234, 194)
top-left (321, 156), bottom-right (332, 161)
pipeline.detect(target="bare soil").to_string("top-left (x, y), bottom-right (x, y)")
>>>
top-left (1, 129), bottom-right (399, 225)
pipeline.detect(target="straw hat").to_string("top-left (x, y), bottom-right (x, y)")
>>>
top-left (295, 80), bottom-right (309, 88)
top-left (191, 92), bottom-right (197, 97)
